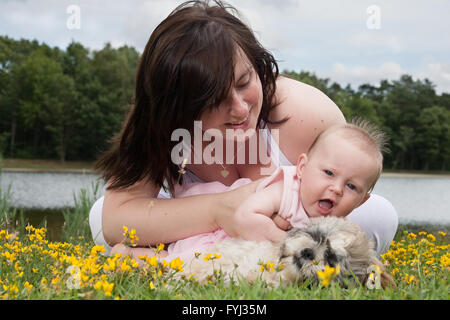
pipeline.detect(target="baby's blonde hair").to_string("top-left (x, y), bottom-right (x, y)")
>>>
top-left (308, 117), bottom-right (389, 192)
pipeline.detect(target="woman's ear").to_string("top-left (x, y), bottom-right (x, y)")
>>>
top-left (296, 153), bottom-right (308, 179)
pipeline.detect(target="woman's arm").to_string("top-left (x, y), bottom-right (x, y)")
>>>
top-left (101, 177), bottom-right (265, 247)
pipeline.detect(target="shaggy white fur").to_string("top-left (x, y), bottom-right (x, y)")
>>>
top-left (178, 216), bottom-right (395, 288)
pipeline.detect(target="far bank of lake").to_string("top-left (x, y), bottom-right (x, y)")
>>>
top-left (1, 168), bottom-right (450, 226)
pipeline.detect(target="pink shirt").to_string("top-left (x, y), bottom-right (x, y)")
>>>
top-left (163, 166), bottom-right (309, 262)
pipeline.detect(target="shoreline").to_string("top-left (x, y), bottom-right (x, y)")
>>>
top-left (2, 167), bottom-right (450, 178)
top-left (1, 167), bottom-right (96, 174)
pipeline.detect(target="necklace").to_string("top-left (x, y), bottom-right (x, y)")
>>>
top-left (218, 142), bottom-right (247, 178)
top-left (177, 139), bottom-right (247, 180)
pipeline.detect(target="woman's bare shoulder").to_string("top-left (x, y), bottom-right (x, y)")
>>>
top-left (273, 76), bottom-right (345, 126)
top-left (269, 76), bottom-right (346, 160)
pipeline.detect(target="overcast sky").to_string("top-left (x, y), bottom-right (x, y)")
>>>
top-left (1, 0), bottom-right (450, 93)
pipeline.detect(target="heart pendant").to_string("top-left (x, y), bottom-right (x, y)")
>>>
top-left (220, 169), bottom-right (229, 177)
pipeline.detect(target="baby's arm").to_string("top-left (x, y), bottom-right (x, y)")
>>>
top-left (232, 180), bottom-right (287, 242)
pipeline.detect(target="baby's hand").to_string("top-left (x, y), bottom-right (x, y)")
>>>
top-left (271, 214), bottom-right (292, 231)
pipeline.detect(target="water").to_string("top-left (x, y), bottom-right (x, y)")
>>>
top-left (1, 170), bottom-right (450, 226)
top-left (372, 174), bottom-right (450, 225)
top-left (1, 170), bottom-right (106, 208)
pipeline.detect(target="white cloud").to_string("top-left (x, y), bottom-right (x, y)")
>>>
top-left (347, 33), bottom-right (405, 54)
top-left (416, 62), bottom-right (450, 94)
top-left (325, 61), bottom-right (406, 87)
top-left (321, 61), bottom-right (450, 94)
top-left (1, 0), bottom-right (450, 94)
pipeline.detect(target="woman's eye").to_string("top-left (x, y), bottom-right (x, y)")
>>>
top-left (324, 170), bottom-right (333, 176)
top-left (237, 79), bottom-right (250, 88)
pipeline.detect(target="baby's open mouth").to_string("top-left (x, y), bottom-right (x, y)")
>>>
top-left (318, 199), bottom-right (334, 212)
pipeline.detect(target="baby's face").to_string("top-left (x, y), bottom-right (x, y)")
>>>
top-left (297, 133), bottom-right (378, 218)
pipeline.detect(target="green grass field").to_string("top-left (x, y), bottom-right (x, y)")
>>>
top-left (0, 181), bottom-right (449, 300)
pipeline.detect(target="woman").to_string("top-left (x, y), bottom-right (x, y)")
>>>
top-left (89, 0), bottom-right (398, 257)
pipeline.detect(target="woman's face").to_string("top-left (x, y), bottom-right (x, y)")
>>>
top-left (199, 48), bottom-right (263, 141)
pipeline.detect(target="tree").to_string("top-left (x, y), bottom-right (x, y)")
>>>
top-left (13, 49), bottom-right (76, 160)
top-left (416, 106), bottom-right (450, 170)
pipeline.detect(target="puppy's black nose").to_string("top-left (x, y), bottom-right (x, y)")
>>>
top-left (300, 248), bottom-right (315, 260)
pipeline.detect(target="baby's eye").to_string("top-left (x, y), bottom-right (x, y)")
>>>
top-left (324, 170), bottom-right (333, 176)
top-left (346, 183), bottom-right (356, 190)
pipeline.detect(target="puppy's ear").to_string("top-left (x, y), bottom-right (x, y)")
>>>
top-left (380, 270), bottom-right (397, 289)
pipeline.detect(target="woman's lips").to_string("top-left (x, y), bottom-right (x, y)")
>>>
top-left (225, 116), bottom-right (250, 130)
top-left (225, 108), bottom-right (252, 130)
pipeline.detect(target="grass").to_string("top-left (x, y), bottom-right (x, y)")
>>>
top-left (0, 174), bottom-right (449, 300)
top-left (2, 158), bottom-right (94, 171)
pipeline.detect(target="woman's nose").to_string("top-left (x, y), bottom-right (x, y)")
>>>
top-left (228, 90), bottom-right (249, 119)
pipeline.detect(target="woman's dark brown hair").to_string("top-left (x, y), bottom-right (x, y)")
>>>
top-left (95, 0), bottom-right (284, 194)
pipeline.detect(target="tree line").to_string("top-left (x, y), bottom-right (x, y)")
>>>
top-left (0, 36), bottom-right (449, 171)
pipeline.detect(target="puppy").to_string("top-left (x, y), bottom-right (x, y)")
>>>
top-left (179, 216), bottom-right (396, 289)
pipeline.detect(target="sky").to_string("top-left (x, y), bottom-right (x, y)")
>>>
top-left (1, 0), bottom-right (450, 94)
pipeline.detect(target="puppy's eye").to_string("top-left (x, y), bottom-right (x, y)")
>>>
top-left (300, 248), bottom-right (315, 260)
top-left (324, 247), bottom-right (338, 268)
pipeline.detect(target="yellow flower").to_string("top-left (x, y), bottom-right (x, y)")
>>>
top-left (145, 255), bottom-right (158, 267)
top-left (90, 245), bottom-right (106, 257)
top-left (24, 281), bottom-right (33, 292)
top-left (169, 257), bottom-right (184, 272)
top-left (427, 234), bottom-right (436, 242)
top-left (149, 281), bottom-right (156, 290)
top-left (51, 276), bottom-right (60, 286)
top-left (403, 274), bottom-right (415, 285)
top-left (157, 243), bottom-right (165, 252)
top-left (259, 260), bottom-right (275, 272)
top-left (122, 226), bottom-right (128, 237)
top-left (128, 229), bottom-right (139, 245)
top-left (94, 280), bottom-right (103, 290)
top-left (203, 253), bottom-right (212, 261)
top-left (440, 254), bottom-right (450, 267)
top-left (317, 265), bottom-right (341, 286)
top-left (438, 231), bottom-right (446, 237)
top-left (102, 282), bottom-right (114, 296)
top-left (120, 260), bottom-right (131, 272)
top-left (407, 233), bottom-right (417, 240)
top-left (131, 259), bottom-right (139, 268)
top-left (213, 253), bottom-right (222, 259)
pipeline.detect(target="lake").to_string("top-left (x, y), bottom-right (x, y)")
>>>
top-left (1, 169), bottom-right (450, 226)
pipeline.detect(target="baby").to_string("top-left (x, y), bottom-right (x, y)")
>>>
top-left (112, 119), bottom-right (387, 263)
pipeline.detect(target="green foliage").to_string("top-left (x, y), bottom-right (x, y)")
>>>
top-left (0, 36), bottom-right (448, 171)
top-left (61, 182), bottom-right (100, 243)
top-left (284, 70), bottom-right (449, 171)
top-left (0, 36), bottom-right (139, 162)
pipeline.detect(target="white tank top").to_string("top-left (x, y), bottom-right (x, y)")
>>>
top-left (158, 121), bottom-right (293, 198)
